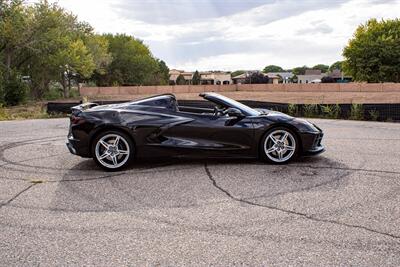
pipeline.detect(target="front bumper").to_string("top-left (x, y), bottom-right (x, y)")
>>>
top-left (299, 131), bottom-right (325, 156)
top-left (303, 144), bottom-right (325, 155)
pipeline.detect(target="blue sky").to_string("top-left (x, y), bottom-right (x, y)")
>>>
top-left (36, 0), bottom-right (400, 71)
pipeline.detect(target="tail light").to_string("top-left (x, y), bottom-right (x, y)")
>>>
top-left (70, 114), bottom-right (85, 125)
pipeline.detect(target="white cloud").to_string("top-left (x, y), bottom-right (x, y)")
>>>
top-left (33, 0), bottom-right (400, 70)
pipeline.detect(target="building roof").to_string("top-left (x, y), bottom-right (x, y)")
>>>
top-left (297, 74), bottom-right (325, 81)
top-left (328, 69), bottom-right (351, 79)
top-left (232, 73), bottom-right (247, 79)
top-left (265, 72), bottom-right (294, 80)
top-left (305, 69), bottom-right (322, 75)
top-left (266, 74), bottom-right (280, 79)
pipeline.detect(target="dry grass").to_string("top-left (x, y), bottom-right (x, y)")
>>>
top-left (0, 103), bottom-right (64, 121)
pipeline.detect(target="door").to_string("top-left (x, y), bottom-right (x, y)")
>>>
top-left (162, 112), bottom-right (256, 158)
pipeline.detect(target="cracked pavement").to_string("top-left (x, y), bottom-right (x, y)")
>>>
top-left (0, 118), bottom-right (400, 266)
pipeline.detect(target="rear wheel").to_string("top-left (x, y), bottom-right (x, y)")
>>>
top-left (92, 130), bottom-right (134, 171)
top-left (261, 127), bottom-right (298, 164)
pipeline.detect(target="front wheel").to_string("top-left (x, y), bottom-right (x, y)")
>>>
top-left (260, 127), bottom-right (298, 164)
top-left (92, 130), bottom-right (134, 171)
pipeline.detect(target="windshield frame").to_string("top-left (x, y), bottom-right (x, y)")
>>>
top-left (201, 93), bottom-right (261, 116)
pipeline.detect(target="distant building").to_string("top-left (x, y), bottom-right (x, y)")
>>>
top-left (231, 71), bottom-right (260, 84)
top-left (169, 70), bottom-right (231, 85)
top-left (232, 71), bottom-right (294, 84)
top-left (297, 69), bottom-right (326, 84)
top-left (265, 72), bottom-right (294, 84)
top-left (231, 73), bottom-right (247, 84)
top-left (169, 69), bottom-right (183, 83)
top-left (265, 74), bottom-right (280, 84)
top-left (200, 71), bottom-right (231, 85)
top-left (325, 69), bottom-right (352, 83)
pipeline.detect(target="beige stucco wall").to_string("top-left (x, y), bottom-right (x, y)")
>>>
top-left (80, 83), bottom-right (400, 104)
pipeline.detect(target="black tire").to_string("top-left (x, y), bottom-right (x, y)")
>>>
top-left (91, 130), bottom-right (134, 171)
top-left (260, 127), bottom-right (299, 164)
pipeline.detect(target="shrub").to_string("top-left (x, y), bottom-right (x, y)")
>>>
top-left (321, 104), bottom-right (340, 119)
top-left (4, 72), bottom-right (28, 106)
top-left (0, 104), bottom-right (11, 120)
top-left (303, 104), bottom-right (319, 118)
top-left (43, 82), bottom-right (63, 100)
top-left (0, 76), bottom-right (4, 105)
top-left (69, 89), bottom-right (80, 98)
top-left (321, 76), bottom-right (335, 83)
top-left (287, 103), bottom-right (298, 116)
top-left (350, 103), bottom-right (363, 120)
top-left (368, 109), bottom-right (379, 121)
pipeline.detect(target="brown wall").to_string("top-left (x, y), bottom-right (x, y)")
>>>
top-left (80, 83), bottom-right (400, 97)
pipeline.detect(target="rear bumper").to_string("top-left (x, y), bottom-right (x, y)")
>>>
top-left (66, 134), bottom-right (91, 158)
top-left (66, 141), bottom-right (77, 155)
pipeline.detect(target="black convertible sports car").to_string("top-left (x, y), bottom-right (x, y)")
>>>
top-left (67, 93), bottom-right (324, 170)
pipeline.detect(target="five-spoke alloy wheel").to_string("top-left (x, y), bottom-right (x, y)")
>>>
top-left (92, 131), bottom-right (134, 171)
top-left (261, 127), bottom-right (298, 164)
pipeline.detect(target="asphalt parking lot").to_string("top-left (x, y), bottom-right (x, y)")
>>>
top-left (0, 118), bottom-right (400, 266)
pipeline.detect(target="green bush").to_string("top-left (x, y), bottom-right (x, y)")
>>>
top-left (350, 103), bottom-right (363, 120)
top-left (43, 82), bottom-right (63, 100)
top-left (368, 109), bottom-right (379, 121)
top-left (321, 104), bottom-right (341, 119)
top-left (4, 72), bottom-right (28, 106)
top-left (0, 104), bottom-right (10, 120)
top-left (287, 103), bottom-right (298, 116)
top-left (303, 104), bottom-right (319, 118)
top-left (69, 89), bottom-right (80, 98)
top-left (0, 68), bottom-right (5, 105)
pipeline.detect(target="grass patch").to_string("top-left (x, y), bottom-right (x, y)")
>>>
top-left (0, 103), bottom-right (65, 121)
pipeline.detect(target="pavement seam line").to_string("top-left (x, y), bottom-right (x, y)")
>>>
top-left (0, 184), bottom-right (37, 209)
top-left (204, 163), bottom-right (400, 240)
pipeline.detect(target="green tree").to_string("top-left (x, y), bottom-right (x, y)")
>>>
top-left (231, 70), bottom-right (245, 77)
top-left (154, 59), bottom-right (169, 85)
top-left (25, 1), bottom-right (100, 97)
top-left (292, 66), bottom-right (308, 75)
top-left (0, 0), bottom-right (168, 103)
top-left (53, 39), bottom-right (96, 97)
top-left (192, 70), bottom-right (201, 85)
top-left (263, 65), bottom-right (284, 73)
top-left (245, 72), bottom-right (268, 84)
top-left (312, 64), bottom-right (329, 73)
top-left (93, 34), bottom-right (164, 86)
top-left (0, 0), bottom-right (29, 73)
top-left (329, 61), bottom-right (343, 72)
top-left (343, 18), bottom-right (400, 82)
top-left (0, 0), bottom-right (107, 98)
top-left (176, 74), bottom-right (186, 85)
top-left (84, 34), bottom-right (112, 76)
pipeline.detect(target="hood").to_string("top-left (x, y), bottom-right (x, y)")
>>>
top-left (254, 108), bottom-right (294, 121)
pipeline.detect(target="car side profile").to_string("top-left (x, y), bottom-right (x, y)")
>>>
top-left (67, 93), bottom-right (324, 171)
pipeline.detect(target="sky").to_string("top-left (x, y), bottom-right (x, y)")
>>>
top-left (29, 0), bottom-right (400, 71)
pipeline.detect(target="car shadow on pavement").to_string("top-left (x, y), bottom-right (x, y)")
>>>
top-left (63, 154), bottom-right (338, 171)
top-left (46, 154), bottom-right (353, 213)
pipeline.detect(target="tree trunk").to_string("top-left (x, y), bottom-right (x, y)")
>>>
top-left (67, 75), bottom-right (72, 97)
top-left (4, 48), bottom-right (12, 79)
top-left (61, 72), bottom-right (68, 98)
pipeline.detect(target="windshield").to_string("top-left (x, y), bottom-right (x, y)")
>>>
top-left (207, 94), bottom-right (260, 116)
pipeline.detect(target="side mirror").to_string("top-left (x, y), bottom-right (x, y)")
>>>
top-left (226, 107), bottom-right (244, 117)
